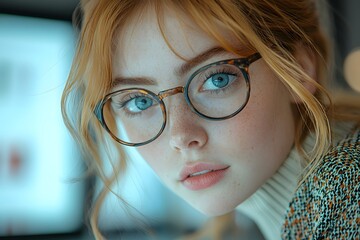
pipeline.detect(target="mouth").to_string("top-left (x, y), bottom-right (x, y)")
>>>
top-left (179, 163), bottom-right (230, 191)
top-left (189, 169), bottom-right (214, 177)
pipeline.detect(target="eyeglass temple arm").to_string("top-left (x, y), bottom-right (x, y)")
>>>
top-left (94, 102), bottom-right (106, 127)
top-left (247, 53), bottom-right (261, 64)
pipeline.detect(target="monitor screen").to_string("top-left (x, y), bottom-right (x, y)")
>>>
top-left (0, 14), bottom-right (85, 236)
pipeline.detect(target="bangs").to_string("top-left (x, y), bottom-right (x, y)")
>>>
top-left (153, 1), bottom-right (257, 59)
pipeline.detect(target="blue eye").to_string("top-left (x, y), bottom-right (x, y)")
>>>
top-left (110, 91), bottom-right (159, 118)
top-left (134, 96), bottom-right (153, 110)
top-left (211, 73), bottom-right (230, 88)
top-left (202, 73), bottom-right (236, 91)
top-left (125, 96), bottom-right (153, 113)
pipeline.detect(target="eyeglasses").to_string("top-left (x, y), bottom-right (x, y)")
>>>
top-left (95, 52), bottom-right (261, 147)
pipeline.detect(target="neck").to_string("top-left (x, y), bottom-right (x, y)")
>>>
top-left (237, 146), bottom-right (303, 240)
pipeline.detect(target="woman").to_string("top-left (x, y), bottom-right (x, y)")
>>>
top-left (62, 0), bottom-right (360, 239)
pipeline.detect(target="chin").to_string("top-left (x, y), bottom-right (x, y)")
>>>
top-left (190, 200), bottom-right (237, 217)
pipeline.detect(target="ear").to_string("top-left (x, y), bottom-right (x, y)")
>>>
top-left (291, 45), bottom-right (318, 103)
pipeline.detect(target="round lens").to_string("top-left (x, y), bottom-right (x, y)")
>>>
top-left (187, 64), bottom-right (249, 119)
top-left (102, 89), bottom-right (165, 145)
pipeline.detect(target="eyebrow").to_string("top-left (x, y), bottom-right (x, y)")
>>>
top-left (111, 77), bottom-right (156, 88)
top-left (175, 46), bottom-right (228, 76)
top-left (112, 46), bottom-right (229, 88)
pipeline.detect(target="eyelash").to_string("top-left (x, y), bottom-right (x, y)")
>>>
top-left (202, 67), bottom-right (239, 83)
top-left (200, 67), bottom-right (240, 94)
top-left (112, 93), bottom-right (147, 116)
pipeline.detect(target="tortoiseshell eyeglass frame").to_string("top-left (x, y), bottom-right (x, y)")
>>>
top-left (94, 52), bottom-right (261, 147)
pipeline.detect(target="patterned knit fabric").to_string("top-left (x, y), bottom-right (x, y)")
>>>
top-left (282, 128), bottom-right (360, 239)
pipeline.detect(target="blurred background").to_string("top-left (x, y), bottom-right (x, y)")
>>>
top-left (0, 0), bottom-right (359, 239)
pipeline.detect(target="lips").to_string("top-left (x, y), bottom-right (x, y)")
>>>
top-left (179, 162), bottom-right (230, 190)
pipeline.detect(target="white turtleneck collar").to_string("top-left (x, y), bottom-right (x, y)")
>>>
top-left (236, 144), bottom-right (303, 240)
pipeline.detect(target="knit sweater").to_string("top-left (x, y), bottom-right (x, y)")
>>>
top-left (236, 123), bottom-right (360, 240)
top-left (282, 127), bottom-right (360, 239)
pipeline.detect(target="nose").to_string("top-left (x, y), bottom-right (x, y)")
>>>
top-left (166, 99), bottom-right (208, 152)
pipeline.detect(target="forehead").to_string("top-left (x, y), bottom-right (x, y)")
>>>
top-left (116, 10), bottom-right (219, 59)
top-left (113, 5), bottom-right (246, 85)
top-left (111, 11), bottom-right (207, 85)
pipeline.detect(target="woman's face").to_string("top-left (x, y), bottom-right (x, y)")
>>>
top-left (112, 10), bottom-right (296, 216)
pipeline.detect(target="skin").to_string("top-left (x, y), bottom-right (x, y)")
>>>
top-left (112, 9), bottom-right (297, 216)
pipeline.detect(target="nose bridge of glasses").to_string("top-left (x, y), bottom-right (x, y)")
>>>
top-left (158, 86), bottom-right (185, 100)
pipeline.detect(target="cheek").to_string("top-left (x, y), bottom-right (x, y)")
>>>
top-left (136, 144), bottom-right (172, 179)
top-left (216, 77), bottom-right (295, 167)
